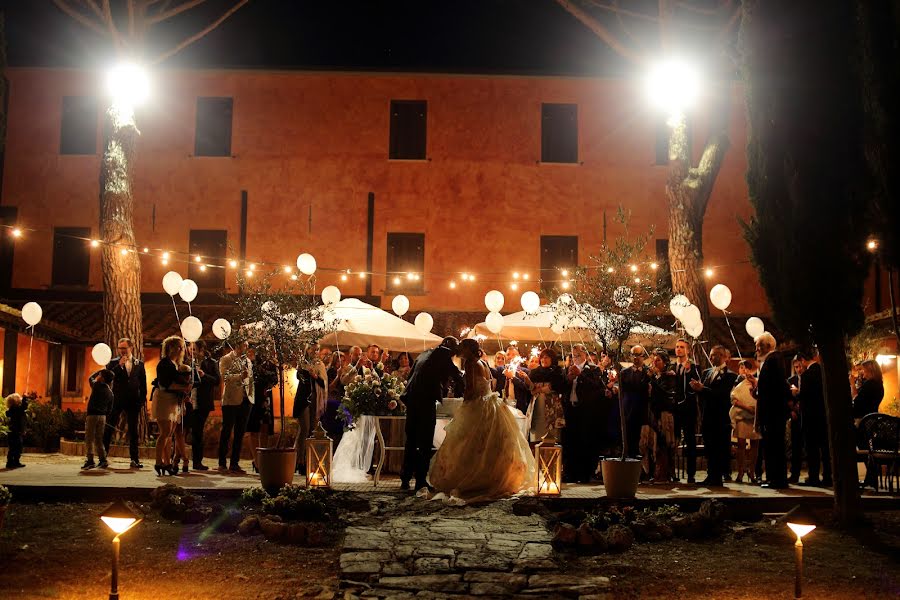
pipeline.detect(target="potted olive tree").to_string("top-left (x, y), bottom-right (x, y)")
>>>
top-left (226, 268), bottom-right (336, 492)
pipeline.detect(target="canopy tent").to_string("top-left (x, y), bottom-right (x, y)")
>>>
top-left (469, 306), bottom-right (675, 350)
top-left (317, 298), bottom-right (442, 351)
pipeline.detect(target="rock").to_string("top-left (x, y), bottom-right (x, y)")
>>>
top-left (306, 524), bottom-right (326, 546)
top-left (238, 515), bottom-right (260, 536)
top-left (181, 494), bottom-right (198, 507)
top-left (630, 518), bottom-right (673, 542)
top-left (552, 522), bottom-right (577, 545)
top-left (150, 483), bottom-right (186, 507)
top-left (260, 517), bottom-right (286, 542)
top-left (576, 523), bottom-right (597, 546)
top-left (413, 557), bottom-right (451, 574)
top-left (455, 553), bottom-right (511, 571)
top-left (604, 524), bottom-right (634, 552)
top-left (181, 506), bottom-right (212, 525)
top-left (671, 513), bottom-right (714, 540)
top-left (216, 508), bottom-right (244, 534)
top-left (377, 574), bottom-right (466, 594)
top-left (590, 527), bottom-right (609, 551)
top-left (160, 496), bottom-right (186, 520)
top-left (284, 523), bottom-right (309, 545)
top-left (699, 499), bottom-right (725, 523)
top-left (382, 562), bottom-right (410, 576)
top-left (518, 543), bottom-right (554, 560)
top-left (511, 498), bottom-right (550, 518)
top-left (463, 572), bottom-right (528, 588)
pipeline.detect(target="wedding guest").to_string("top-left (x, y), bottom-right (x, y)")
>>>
top-left (642, 349), bottom-right (676, 482)
top-left (799, 349), bottom-right (830, 486)
top-left (527, 354), bottom-right (541, 371)
top-left (519, 348), bottom-right (567, 441)
top-left (787, 355), bottom-right (806, 484)
top-left (360, 344), bottom-right (383, 371)
top-left (492, 351), bottom-right (508, 393)
top-left (322, 351), bottom-right (348, 445)
top-left (155, 336), bottom-right (192, 476)
top-left (83, 369), bottom-right (114, 470)
top-left (730, 359), bottom-right (761, 483)
top-left (392, 352), bottom-right (413, 381)
top-left (852, 359), bottom-right (884, 420)
top-left (318, 346), bottom-right (333, 368)
top-left (219, 340), bottom-right (253, 474)
top-left (588, 351), bottom-right (599, 365)
top-left (691, 345), bottom-right (738, 486)
top-left (294, 344), bottom-right (327, 473)
top-left (248, 347), bottom-right (278, 472)
top-left (103, 338), bottom-right (148, 469)
top-left (4, 392), bottom-right (29, 469)
top-left (504, 345), bottom-right (532, 414)
top-left (619, 345), bottom-right (652, 463)
top-left (340, 346), bottom-right (364, 385)
top-left (673, 339), bottom-right (702, 484)
top-left (752, 332), bottom-right (790, 488)
top-left (188, 341), bottom-right (220, 471)
top-left (562, 343), bottom-right (606, 483)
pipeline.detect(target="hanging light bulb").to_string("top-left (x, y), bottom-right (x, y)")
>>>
top-left (511, 283), bottom-right (519, 291)
top-left (194, 255), bottom-right (202, 263)
top-left (162, 251), bottom-right (170, 260)
top-left (449, 281), bottom-right (457, 289)
top-left (283, 266), bottom-right (292, 274)
top-left (199, 265), bottom-right (207, 272)
top-left (249, 263), bottom-right (256, 271)
top-left (90, 239), bottom-right (100, 248)
top-left (561, 281), bottom-right (570, 290)
top-left (143, 247), bottom-right (149, 253)
top-left (393, 276), bottom-right (401, 285)
top-left (245, 270), bottom-right (253, 278)
top-left (291, 274), bottom-right (298, 281)
top-left (11, 228), bottom-right (22, 238)
top-left (522, 273), bottom-right (529, 280)
top-left (561, 269), bottom-right (569, 277)
top-left (358, 272), bottom-right (366, 279)
top-left (705, 268), bottom-right (714, 278)
top-left (229, 259), bottom-right (238, 268)
top-left (630, 265), bottom-right (638, 272)
top-left (650, 262), bottom-right (658, 270)
top-left (341, 274), bottom-right (348, 282)
top-left (513, 272), bottom-right (520, 280)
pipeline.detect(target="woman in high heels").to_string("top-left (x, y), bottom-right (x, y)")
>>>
top-left (730, 359), bottom-right (761, 483)
top-left (154, 336), bottom-right (192, 476)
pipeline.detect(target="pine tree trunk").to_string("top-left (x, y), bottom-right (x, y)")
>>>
top-left (817, 329), bottom-right (862, 526)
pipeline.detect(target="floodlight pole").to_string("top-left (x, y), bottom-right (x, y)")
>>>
top-left (110, 535), bottom-right (121, 600)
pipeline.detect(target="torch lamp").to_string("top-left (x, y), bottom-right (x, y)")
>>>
top-left (785, 505), bottom-right (817, 599)
top-left (535, 432), bottom-right (563, 497)
top-left (100, 499), bottom-right (142, 600)
top-left (305, 421), bottom-right (333, 489)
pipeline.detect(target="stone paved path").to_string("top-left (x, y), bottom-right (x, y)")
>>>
top-left (339, 498), bottom-right (610, 599)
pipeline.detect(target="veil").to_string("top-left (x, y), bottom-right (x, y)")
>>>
top-left (331, 415), bottom-right (378, 483)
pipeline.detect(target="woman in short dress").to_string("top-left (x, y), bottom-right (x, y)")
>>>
top-left (154, 336), bottom-right (192, 476)
top-left (730, 359), bottom-right (761, 483)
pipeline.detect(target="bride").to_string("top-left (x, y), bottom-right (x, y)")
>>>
top-left (428, 338), bottom-right (536, 503)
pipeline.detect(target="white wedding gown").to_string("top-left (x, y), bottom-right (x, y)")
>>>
top-left (427, 367), bottom-right (537, 503)
top-left (331, 415), bottom-right (378, 483)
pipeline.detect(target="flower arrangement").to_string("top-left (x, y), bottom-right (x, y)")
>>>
top-left (340, 364), bottom-right (407, 423)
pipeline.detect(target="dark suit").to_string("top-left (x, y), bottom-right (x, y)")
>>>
top-left (191, 356), bottom-right (220, 466)
top-left (674, 361), bottom-right (702, 480)
top-left (799, 362), bottom-right (830, 484)
top-left (755, 352), bottom-right (790, 487)
top-left (618, 365), bottom-right (651, 462)
top-left (698, 367), bottom-right (738, 483)
top-left (102, 357), bottom-right (148, 462)
top-left (562, 363), bottom-right (606, 483)
top-left (787, 374), bottom-right (804, 480)
top-left (401, 346), bottom-right (464, 488)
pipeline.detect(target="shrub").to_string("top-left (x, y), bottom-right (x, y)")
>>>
top-left (0, 484), bottom-right (11, 506)
top-left (0, 397), bottom-right (9, 440)
top-left (25, 401), bottom-right (65, 451)
top-left (240, 486), bottom-right (270, 507)
top-left (60, 409), bottom-right (86, 441)
top-left (260, 485), bottom-right (328, 522)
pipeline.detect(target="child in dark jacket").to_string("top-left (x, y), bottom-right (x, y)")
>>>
top-left (84, 369), bottom-right (115, 469)
top-left (4, 392), bottom-right (29, 469)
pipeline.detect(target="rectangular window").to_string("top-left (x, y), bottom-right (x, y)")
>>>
top-left (386, 232), bottom-right (425, 294)
top-left (51, 226), bottom-right (91, 287)
top-left (62, 345), bottom-right (84, 397)
top-left (655, 239), bottom-right (672, 294)
top-left (189, 229), bottom-right (227, 289)
top-left (541, 235), bottom-right (578, 292)
top-left (389, 100), bottom-right (427, 159)
top-left (194, 97), bottom-right (233, 157)
top-left (541, 103), bottom-right (578, 163)
top-left (60, 96), bottom-right (97, 155)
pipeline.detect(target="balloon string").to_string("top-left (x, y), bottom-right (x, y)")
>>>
top-left (723, 310), bottom-right (744, 361)
top-left (25, 326), bottom-right (34, 394)
top-left (171, 296), bottom-right (181, 331)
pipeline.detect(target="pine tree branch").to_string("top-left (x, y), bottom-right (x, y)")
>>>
top-left (553, 0), bottom-right (646, 65)
top-left (147, 0), bottom-right (206, 25)
top-left (79, 0), bottom-right (104, 21)
top-left (101, 0), bottom-right (125, 51)
top-left (52, 0), bottom-right (109, 37)
top-left (150, 0), bottom-right (249, 64)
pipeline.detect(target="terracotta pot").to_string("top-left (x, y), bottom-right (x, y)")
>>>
top-left (601, 458), bottom-right (642, 499)
top-left (256, 447), bottom-right (296, 494)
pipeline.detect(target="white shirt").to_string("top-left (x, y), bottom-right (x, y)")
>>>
top-left (569, 359), bottom-right (587, 406)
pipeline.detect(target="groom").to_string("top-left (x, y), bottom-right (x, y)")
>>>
top-left (401, 336), bottom-right (464, 491)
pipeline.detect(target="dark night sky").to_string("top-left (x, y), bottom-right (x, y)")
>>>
top-left (0, 0), bottom-right (631, 76)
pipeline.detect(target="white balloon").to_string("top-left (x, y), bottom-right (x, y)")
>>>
top-left (181, 315), bottom-right (203, 343)
top-left (21, 302), bottom-right (42, 326)
top-left (296, 253), bottom-right (317, 275)
top-left (392, 295), bottom-right (410, 317)
top-left (178, 279), bottom-right (198, 303)
top-left (91, 342), bottom-right (112, 366)
top-left (484, 290), bottom-right (505, 313)
top-left (669, 294), bottom-right (690, 319)
top-left (213, 318), bottom-right (232, 340)
top-left (613, 286), bottom-right (634, 309)
top-left (321, 285), bottom-right (341, 306)
top-left (520, 291), bottom-right (540, 313)
top-left (551, 322), bottom-right (566, 335)
top-left (746, 317), bottom-right (765, 339)
top-left (162, 271), bottom-right (183, 296)
top-left (485, 311), bottom-right (504, 334)
top-left (680, 304), bottom-right (702, 329)
top-left (414, 312), bottom-right (434, 335)
top-left (709, 284), bottom-right (732, 311)
top-left (686, 320), bottom-right (704, 338)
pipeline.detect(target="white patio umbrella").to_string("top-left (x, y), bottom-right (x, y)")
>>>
top-left (317, 298), bottom-right (442, 351)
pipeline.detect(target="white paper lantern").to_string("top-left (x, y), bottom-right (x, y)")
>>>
top-left (321, 285), bottom-right (341, 306)
top-left (21, 302), bottom-right (42, 326)
top-left (181, 315), bottom-right (203, 343)
top-left (520, 291), bottom-right (540, 313)
top-left (162, 271), bottom-right (183, 296)
top-left (392, 295), bottom-right (410, 317)
top-left (212, 318), bottom-right (232, 340)
top-left (680, 304), bottom-right (702, 329)
top-left (484, 290), bottom-right (505, 313)
top-left (485, 311), bottom-right (504, 334)
top-left (296, 253), bottom-right (317, 275)
top-left (669, 294), bottom-right (690, 319)
top-left (709, 284), bottom-right (732, 311)
top-left (745, 317), bottom-right (765, 339)
top-left (686, 320), bottom-right (704, 338)
top-left (178, 279), bottom-right (198, 303)
top-left (91, 343), bottom-right (112, 366)
top-left (414, 312), bottom-right (434, 335)
top-left (613, 286), bottom-right (634, 309)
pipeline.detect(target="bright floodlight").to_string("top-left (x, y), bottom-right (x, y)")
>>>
top-left (645, 58), bottom-right (701, 116)
top-left (106, 63), bottom-right (150, 107)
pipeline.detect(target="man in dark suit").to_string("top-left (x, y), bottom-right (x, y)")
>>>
top-left (562, 343), bottom-right (607, 483)
top-left (751, 332), bottom-right (791, 488)
top-left (401, 336), bottom-right (464, 492)
top-left (673, 338), bottom-right (702, 483)
top-left (503, 345), bottom-right (532, 415)
top-left (188, 340), bottom-right (220, 471)
top-left (691, 345), bottom-right (738, 486)
top-left (787, 355), bottom-right (806, 483)
top-left (102, 337), bottom-right (148, 468)
top-left (799, 349), bottom-right (831, 486)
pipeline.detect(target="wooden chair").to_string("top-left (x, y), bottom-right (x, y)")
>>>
top-left (857, 413), bottom-right (900, 492)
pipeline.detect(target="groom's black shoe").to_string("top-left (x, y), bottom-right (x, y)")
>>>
top-left (400, 480), bottom-right (411, 491)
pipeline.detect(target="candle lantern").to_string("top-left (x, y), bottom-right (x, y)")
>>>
top-left (305, 422), bottom-right (333, 489)
top-left (535, 432), bottom-right (563, 496)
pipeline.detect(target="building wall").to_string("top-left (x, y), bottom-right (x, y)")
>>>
top-left (2, 67), bottom-right (766, 317)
